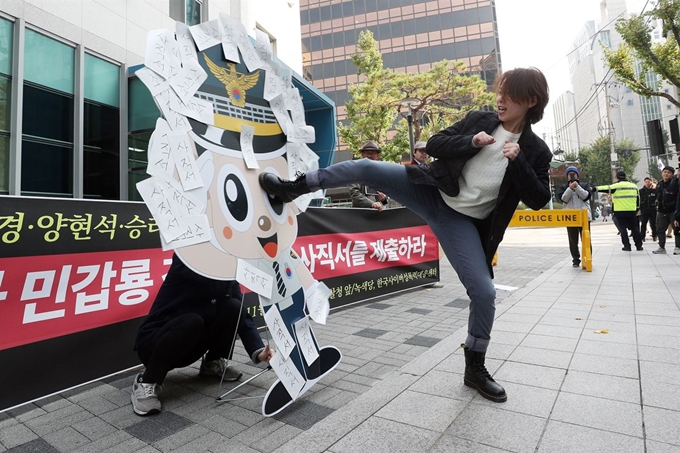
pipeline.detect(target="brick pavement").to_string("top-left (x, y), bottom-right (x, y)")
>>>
top-left (3, 223), bottom-right (679, 452)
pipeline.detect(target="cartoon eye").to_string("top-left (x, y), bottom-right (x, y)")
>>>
top-left (217, 164), bottom-right (253, 232)
top-left (261, 166), bottom-right (287, 224)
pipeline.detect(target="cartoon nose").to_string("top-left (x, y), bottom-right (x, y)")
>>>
top-left (258, 215), bottom-right (272, 232)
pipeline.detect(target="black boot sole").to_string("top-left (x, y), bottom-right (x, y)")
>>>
top-left (464, 377), bottom-right (508, 402)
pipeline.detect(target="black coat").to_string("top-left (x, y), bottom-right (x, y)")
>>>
top-left (408, 110), bottom-right (552, 275)
top-left (639, 186), bottom-right (657, 211)
top-left (656, 176), bottom-right (679, 213)
top-left (134, 254), bottom-right (264, 357)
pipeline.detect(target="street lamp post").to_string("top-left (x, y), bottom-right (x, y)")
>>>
top-left (400, 98), bottom-right (417, 162)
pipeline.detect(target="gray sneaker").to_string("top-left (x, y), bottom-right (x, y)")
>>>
top-left (674, 247), bottom-right (680, 255)
top-left (652, 247), bottom-right (667, 254)
top-left (199, 358), bottom-right (243, 381)
top-left (131, 373), bottom-right (161, 416)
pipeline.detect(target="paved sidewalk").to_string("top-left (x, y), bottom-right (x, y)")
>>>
top-left (2, 223), bottom-right (680, 452)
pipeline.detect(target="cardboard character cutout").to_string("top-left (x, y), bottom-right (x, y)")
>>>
top-left (136, 15), bottom-right (341, 417)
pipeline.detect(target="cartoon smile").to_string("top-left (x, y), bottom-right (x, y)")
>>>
top-left (258, 233), bottom-right (278, 258)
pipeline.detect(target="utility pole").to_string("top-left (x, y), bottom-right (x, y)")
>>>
top-left (604, 82), bottom-right (618, 182)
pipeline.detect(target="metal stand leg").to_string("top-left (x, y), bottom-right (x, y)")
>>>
top-left (216, 366), bottom-right (272, 402)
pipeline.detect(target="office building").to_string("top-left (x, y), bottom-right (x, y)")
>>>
top-left (0, 0), bottom-right (332, 201)
top-left (300, 0), bottom-right (502, 158)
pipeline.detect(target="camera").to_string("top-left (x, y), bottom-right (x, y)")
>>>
top-left (569, 179), bottom-right (580, 184)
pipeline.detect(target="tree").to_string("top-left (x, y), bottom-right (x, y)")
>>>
top-left (577, 137), bottom-right (641, 185)
top-left (603, 0), bottom-right (680, 108)
top-left (337, 31), bottom-right (400, 160)
top-left (338, 30), bottom-right (495, 162)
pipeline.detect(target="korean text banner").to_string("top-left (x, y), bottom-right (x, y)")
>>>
top-left (0, 196), bottom-right (438, 411)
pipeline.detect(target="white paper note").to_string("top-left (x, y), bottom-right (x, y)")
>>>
top-left (163, 88), bottom-right (214, 126)
top-left (263, 61), bottom-right (284, 101)
top-left (168, 57), bottom-right (207, 102)
top-left (236, 259), bottom-right (273, 298)
top-left (188, 19), bottom-right (221, 51)
top-left (147, 118), bottom-right (175, 177)
top-left (306, 281), bottom-right (331, 324)
top-left (254, 29), bottom-right (272, 61)
top-left (240, 125), bottom-right (259, 169)
top-left (263, 304), bottom-right (296, 360)
top-left (269, 93), bottom-right (293, 136)
top-left (160, 214), bottom-right (211, 250)
top-left (235, 26), bottom-right (263, 72)
top-left (293, 317), bottom-right (319, 366)
top-left (285, 88), bottom-right (306, 125)
top-left (135, 67), bottom-right (170, 96)
top-left (269, 352), bottom-right (304, 401)
top-left (167, 131), bottom-right (203, 191)
top-left (154, 174), bottom-right (204, 216)
top-left (175, 22), bottom-right (198, 63)
top-left (187, 97), bottom-right (215, 125)
top-left (145, 29), bottom-right (181, 80)
top-left (155, 89), bottom-right (192, 132)
top-left (293, 189), bottom-right (324, 213)
top-left (287, 125), bottom-right (315, 144)
top-left (136, 177), bottom-right (183, 243)
top-left (218, 13), bottom-right (241, 63)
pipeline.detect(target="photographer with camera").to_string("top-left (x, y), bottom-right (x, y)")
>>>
top-left (557, 166), bottom-right (593, 267)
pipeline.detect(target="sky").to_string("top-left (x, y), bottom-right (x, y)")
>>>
top-left (494, 0), bottom-right (649, 143)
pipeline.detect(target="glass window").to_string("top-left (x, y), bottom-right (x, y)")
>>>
top-left (84, 101), bottom-right (120, 199)
top-left (21, 140), bottom-right (72, 196)
top-left (378, 22), bottom-right (391, 39)
top-left (403, 18), bottom-right (416, 35)
top-left (405, 48), bottom-right (418, 66)
top-left (22, 31), bottom-right (75, 197)
top-left (319, 5), bottom-right (331, 21)
top-left (309, 7), bottom-right (321, 23)
top-left (84, 54), bottom-right (120, 107)
top-left (414, 16), bottom-right (428, 33)
top-left (127, 76), bottom-right (158, 201)
top-left (128, 131), bottom-right (151, 201)
top-left (0, 133), bottom-right (8, 194)
top-left (0, 17), bottom-right (13, 76)
top-left (331, 3), bottom-right (342, 18)
top-left (186, 0), bottom-right (202, 26)
top-left (23, 83), bottom-right (73, 142)
top-left (84, 54), bottom-right (120, 200)
top-left (129, 76), bottom-right (159, 132)
top-left (24, 29), bottom-right (74, 94)
top-left (169, 0), bottom-right (202, 26)
top-left (0, 18), bottom-right (11, 194)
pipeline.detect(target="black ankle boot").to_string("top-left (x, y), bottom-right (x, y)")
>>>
top-left (463, 346), bottom-right (507, 402)
top-left (258, 172), bottom-right (311, 203)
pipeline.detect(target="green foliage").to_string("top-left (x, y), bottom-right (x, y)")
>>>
top-left (337, 31), bottom-right (398, 157)
top-left (577, 137), bottom-right (641, 185)
top-left (563, 151), bottom-right (579, 162)
top-left (337, 30), bottom-right (495, 162)
top-left (602, 0), bottom-right (680, 108)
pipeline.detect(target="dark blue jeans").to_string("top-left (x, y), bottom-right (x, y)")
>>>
top-left (308, 159), bottom-right (496, 352)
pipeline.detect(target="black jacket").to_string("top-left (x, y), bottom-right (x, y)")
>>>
top-left (409, 110), bottom-right (552, 275)
top-left (134, 254), bottom-right (264, 357)
top-left (639, 186), bottom-right (657, 211)
top-left (656, 177), bottom-right (679, 214)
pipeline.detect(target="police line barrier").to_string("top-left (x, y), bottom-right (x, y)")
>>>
top-left (0, 196), bottom-right (439, 412)
top-left (494, 208), bottom-right (592, 272)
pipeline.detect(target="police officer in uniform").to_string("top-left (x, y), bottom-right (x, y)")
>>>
top-left (596, 170), bottom-right (643, 251)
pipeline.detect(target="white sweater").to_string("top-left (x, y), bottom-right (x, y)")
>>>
top-left (440, 125), bottom-right (521, 219)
